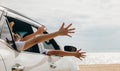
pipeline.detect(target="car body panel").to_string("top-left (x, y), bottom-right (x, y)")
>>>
top-left (0, 53), bottom-right (6, 71)
top-left (0, 39), bottom-right (16, 71)
top-left (0, 58), bottom-right (6, 71)
top-left (15, 52), bottom-right (80, 71)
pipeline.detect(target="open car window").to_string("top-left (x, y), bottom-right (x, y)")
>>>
top-left (6, 16), bottom-right (40, 53)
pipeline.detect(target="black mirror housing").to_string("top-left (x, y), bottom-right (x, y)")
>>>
top-left (64, 45), bottom-right (77, 52)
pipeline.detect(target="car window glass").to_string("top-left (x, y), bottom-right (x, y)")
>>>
top-left (0, 10), bottom-right (3, 20)
top-left (0, 16), bottom-right (6, 38)
top-left (32, 26), bottom-right (60, 50)
top-left (1, 18), bottom-right (12, 43)
top-left (32, 27), bottom-right (60, 50)
top-left (43, 41), bottom-right (55, 50)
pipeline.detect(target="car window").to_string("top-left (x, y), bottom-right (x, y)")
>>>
top-left (6, 16), bottom-right (40, 53)
top-left (43, 41), bottom-right (55, 50)
top-left (6, 16), bottom-right (60, 53)
top-left (42, 39), bottom-right (60, 50)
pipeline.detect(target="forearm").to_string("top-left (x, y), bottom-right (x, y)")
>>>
top-left (47, 50), bottom-right (76, 57)
top-left (23, 31), bottom-right (59, 50)
top-left (21, 32), bottom-right (38, 41)
top-left (35, 31), bottom-right (59, 43)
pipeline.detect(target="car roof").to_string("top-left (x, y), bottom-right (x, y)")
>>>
top-left (0, 6), bottom-right (42, 28)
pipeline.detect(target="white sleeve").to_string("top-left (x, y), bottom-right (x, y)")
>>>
top-left (15, 41), bottom-right (26, 51)
top-left (43, 49), bottom-right (49, 55)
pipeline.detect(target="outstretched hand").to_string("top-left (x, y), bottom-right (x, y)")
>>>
top-left (36, 25), bottom-right (46, 34)
top-left (58, 22), bottom-right (75, 37)
top-left (75, 49), bottom-right (86, 60)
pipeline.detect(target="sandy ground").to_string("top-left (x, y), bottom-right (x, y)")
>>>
top-left (79, 64), bottom-right (120, 71)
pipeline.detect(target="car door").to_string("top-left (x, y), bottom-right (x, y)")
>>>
top-left (5, 14), bottom-right (79, 71)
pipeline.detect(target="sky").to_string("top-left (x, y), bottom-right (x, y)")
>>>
top-left (0, 0), bottom-right (120, 52)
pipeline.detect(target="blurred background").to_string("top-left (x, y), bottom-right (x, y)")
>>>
top-left (0, 0), bottom-right (120, 52)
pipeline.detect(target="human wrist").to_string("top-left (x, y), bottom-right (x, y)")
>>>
top-left (54, 31), bottom-right (60, 36)
top-left (74, 52), bottom-right (79, 58)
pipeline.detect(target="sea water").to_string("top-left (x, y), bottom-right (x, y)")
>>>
top-left (79, 52), bottom-right (120, 64)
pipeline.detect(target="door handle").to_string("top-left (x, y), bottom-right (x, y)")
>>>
top-left (48, 56), bottom-right (56, 69)
top-left (12, 63), bottom-right (24, 71)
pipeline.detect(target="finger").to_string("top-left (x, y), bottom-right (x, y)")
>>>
top-left (79, 58), bottom-right (83, 61)
top-left (76, 49), bottom-right (81, 53)
top-left (77, 49), bottom-right (81, 52)
top-left (81, 55), bottom-right (86, 58)
top-left (81, 53), bottom-right (86, 57)
top-left (80, 55), bottom-right (86, 59)
top-left (81, 52), bottom-right (86, 54)
top-left (82, 56), bottom-right (86, 59)
top-left (68, 31), bottom-right (75, 33)
top-left (67, 35), bottom-right (72, 37)
top-left (66, 23), bottom-right (72, 29)
top-left (68, 28), bottom-right (75, 31)
top-left (59, 22), bottom-right (65, 30)
top-left (81, 57), bottom-right (85, 59)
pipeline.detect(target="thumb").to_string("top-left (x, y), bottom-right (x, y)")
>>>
top-left (59, 22), bottom-right (65, 30)
top-left (76, 49), bottom-right (81, 53)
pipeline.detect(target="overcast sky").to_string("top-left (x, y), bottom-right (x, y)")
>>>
top-left (0, 0), bottom-right (120, 52)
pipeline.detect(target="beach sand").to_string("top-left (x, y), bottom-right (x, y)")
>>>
top-left (79, 64), bottom-right (120, 71)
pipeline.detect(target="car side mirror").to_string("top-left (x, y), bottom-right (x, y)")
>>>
top-left (64, 45), bottom-right (77, 52)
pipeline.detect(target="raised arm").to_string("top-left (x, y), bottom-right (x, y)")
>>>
top-left (23, 23), bottom-right (75, 50)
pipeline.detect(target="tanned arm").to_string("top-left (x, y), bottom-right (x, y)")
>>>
top-left (23, 23), bottom-right (75, 50)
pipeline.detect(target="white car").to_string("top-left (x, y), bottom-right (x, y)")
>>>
top-left (0, 6), bottom-right (80, 71)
